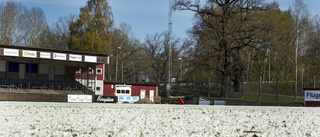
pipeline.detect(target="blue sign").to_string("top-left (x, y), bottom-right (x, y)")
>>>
top-left (133, 97), bottom-right (139, 101)
top-left (171, 78), bottom-right (176, 82)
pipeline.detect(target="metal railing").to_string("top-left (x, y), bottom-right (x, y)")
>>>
top-left (0, 77), bottom-right (91, 95)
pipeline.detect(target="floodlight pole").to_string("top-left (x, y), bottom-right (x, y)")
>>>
top-left (167, 0), bottom-right (173, 96)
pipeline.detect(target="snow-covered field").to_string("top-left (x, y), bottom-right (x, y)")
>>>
top-left (0, 102), bottom-right (319, 137)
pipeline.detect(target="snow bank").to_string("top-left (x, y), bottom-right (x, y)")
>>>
top-left (0, 102), bottom-right (319, 136)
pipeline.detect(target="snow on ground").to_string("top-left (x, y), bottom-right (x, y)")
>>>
top-left (0, 102), bottom-right (319, 137)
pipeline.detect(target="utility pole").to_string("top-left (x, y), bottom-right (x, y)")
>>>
top-left (121, 61), bottom-right (123, 82)
top-left (115, 47), bottom-right (121, 82)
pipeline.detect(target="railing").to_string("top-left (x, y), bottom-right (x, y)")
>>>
top-left (0, 77), bottom-right (91, 95)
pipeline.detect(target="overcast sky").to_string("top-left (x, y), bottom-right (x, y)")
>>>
top-left (3, 0), bottom-right (320, 42)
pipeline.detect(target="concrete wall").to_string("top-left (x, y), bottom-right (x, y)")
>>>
top-left (0, 93), bottom-right (67, 102)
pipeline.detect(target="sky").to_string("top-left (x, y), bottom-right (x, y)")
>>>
top-left (3, 0), bottom-right (320, 42)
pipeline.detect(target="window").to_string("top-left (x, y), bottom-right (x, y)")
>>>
top-left (96, 87), bottom-right (101, 91)
top-left (115, 86), bottom-right (131, 95)
top-left (88, 67), bottom-right (93, 74)
top-left (116, 89), bottom-right (131, 95)
top-left (96, 68), bottom-right (102, 74)
top-left (76, 69), bottom-right (81, 73)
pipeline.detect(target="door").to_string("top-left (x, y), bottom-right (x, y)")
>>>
top-left (19, 64), bottom-right (25, 79)
top-left (149, 90), bottom-right (154, 102)
top-left (140, 90), bottom-right (145, 99)
top-left (49, 65), bottom-right (54, 81)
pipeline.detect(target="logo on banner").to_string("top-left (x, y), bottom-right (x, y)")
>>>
top-left (305, 91), bottom-right (320, 101)
top-left (68, 95), bottom-right (92, 103)
top-left (4, 49), bottom-right (19, 56)
top-left (53, 53), bottom-right (66, 60)
top-left (85, 56), bottom-right (97, 63)
top-left (95, 95), bottom-right (117, 103)
top-left (118, 96), bottom-right (139, 103)
top-left (40, 52), bottom-right (51, 59)
top-left (69, 54), bottom-right (82, 62)
top-left (23, 50), bottom-right (37, 58)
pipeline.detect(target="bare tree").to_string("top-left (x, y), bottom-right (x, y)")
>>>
top-left (143, 31), bottom-right (191, 83)
top-left (0, 1), bottom-right (23, 45)
top-left (175, 0), bottom-right (273, 97)
top-left (293, 0), bottom-right (309, 102)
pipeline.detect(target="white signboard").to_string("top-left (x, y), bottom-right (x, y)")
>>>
top-left (4, 49), bottom-right (19, 56)
top-left (40, 52), bottom-right (51, 59)
top-left (85, 56), bottom-right (97, 63)
top-left (68, 95), bottom-right (92, 103)
top-left (199, 98), bottom-right (211, 105)
top-left (69, 54), bottom-right (82, 62)
top-left (118, 96), bottom-right (139, 103)
top-left (53, 53), bottom-right (66, 60)
top-left (22, 50), bottom-right (37, 58)
top-left (305, 91), bottom-right (320, 101)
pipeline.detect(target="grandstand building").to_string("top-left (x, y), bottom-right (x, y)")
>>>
top-left (0, 44), bottom-right (108, 100)
top-left (0, 45), bottom-right (158, 103)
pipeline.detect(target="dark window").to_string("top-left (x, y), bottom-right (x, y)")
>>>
top-left (96, 68), bottom-right (102, 74)
top-left (96, 87), bottom-right (100, 91)
top-left (26, 63), bottom-right (38, 73)
top-left (117, 90), bottom-right (120, 93)
top-left (8, 62), bottom-right (19, 72)
top-left (121, 90), bottom-right (125, 93)
top-left (126, 90), bottom-right (129, 94)
top-left (88, 67), bottom-right (93, 74)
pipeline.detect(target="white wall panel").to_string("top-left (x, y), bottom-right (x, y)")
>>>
top-left (95, 80), bottom-right (104, 95)
top-left (0, 61), bottom-right (6, 72)
top-left (39, 64), bottom-right (49, 74)
top-left (55, 65), bottom-right (65, 75)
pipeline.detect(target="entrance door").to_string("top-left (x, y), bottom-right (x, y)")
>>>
top-left (19, 64), bottom-right (25, 79)
top-left (150, 90), bottom-right (154, 102)
top-left (140, 90), bottom-right (145, 99)
top-left (49, 65), bottom-right (54, 81)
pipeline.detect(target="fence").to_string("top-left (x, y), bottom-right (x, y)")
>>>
top-left (0, 77), bottom-right (92, 95)
top-left (159, 81), bottom-right (310, 98)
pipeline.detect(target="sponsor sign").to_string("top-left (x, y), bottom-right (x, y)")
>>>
top-left (68, 95), bottom-right (92, 103)
top-left (118, 96), bottom-right (139, 103)
top-left (94, 95), bottom-right (118, 103)
top-left (22, 50), bottom-right (37, 58)
top-left (69, 54), bottom-right (82, 62)
top-left (40, 52), bottom-right (51, 59)
top-left (53, 53), bottom-right (66, 60)
top-left (4, 48), bottom-right (19, 56)
top-left (199, 98), bottom-right (211, 105)
top-left (171, 78), bottom-right (176, 82)
top-left (85, 56), bottom-right (97, 63)
top-left (305, 90), bottom-right (320, 101)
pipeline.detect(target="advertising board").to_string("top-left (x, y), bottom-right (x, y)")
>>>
top-left (304, 89), bottom-right (320, 106)
top-left (94, 95), bottom-right (118, 103)
top-left (118, 96), bottom-right (139, 103)
top-left (22, 50), bottom-right (37, 58)
top-left (69, 54), bottom-right (82, 62)
top-left (4, 48), bottom-right (19, 56)
top-left (40, 52), bottom-right (51, 59)
top-left (85, 56), bottom-right (97, 63)
top-left (53, 53), bottom-right (67, 60)
top-left (305, 90), bottom-right (320, 101)
top-left (68, 95), bottom-right (92, 103)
